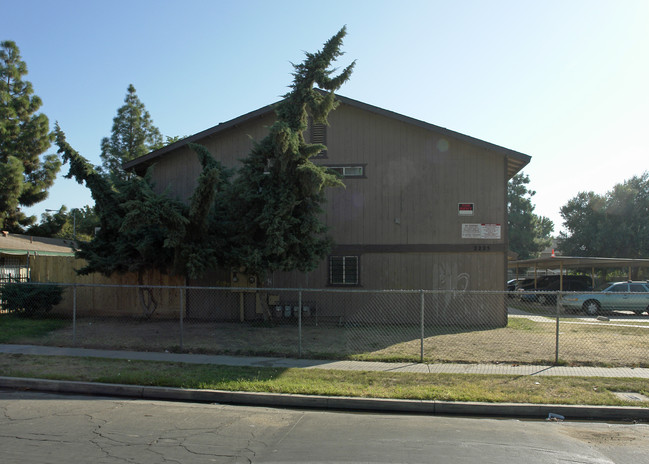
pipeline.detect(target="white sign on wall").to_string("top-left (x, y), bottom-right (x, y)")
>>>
top-left (462, 223), bottom-right (501, 239)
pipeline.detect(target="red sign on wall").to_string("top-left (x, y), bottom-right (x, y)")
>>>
top-left (458, 203), bottom-right (474, 216)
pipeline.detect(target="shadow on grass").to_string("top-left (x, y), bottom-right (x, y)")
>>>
top-left (3, 315), bottom-right (647, 368)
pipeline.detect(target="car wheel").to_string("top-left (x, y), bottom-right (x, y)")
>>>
top-left (538, 295), bottom-right (547, 305)
top-left (583, 300), bottom-right (600, 316)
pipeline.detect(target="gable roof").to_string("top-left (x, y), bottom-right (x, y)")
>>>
top-left (124, 92), bottom-right (531, 179)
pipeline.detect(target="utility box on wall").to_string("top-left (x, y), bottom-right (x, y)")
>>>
top-left (230, 268), bottom-right (257, 291)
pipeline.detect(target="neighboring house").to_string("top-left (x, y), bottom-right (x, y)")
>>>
top-left (0, 232), bottom-right (183, 319)
top-left (540, 239), bottom-right (561, 259)
top-left (0, 232), bottom-right (76, 282)
top-left (125, 93), bottom-right (530, 324)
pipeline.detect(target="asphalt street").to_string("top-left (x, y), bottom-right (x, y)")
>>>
top-left (2, 390), bottom-right (648, 464)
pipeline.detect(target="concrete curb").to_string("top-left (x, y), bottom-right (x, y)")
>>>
top-left (1, 376), bottom-right (647, 422)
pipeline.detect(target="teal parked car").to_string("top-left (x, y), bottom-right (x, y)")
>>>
top-left (562, 281), bottom-right (649, 316)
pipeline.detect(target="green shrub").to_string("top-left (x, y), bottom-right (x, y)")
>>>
top-left (0, 283), bottom-right (64, 317)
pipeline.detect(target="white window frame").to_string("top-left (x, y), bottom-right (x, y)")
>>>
top-left (327, 165), bottom-right (365, 178)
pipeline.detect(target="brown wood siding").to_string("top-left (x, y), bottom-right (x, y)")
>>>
top-left (269, 251), bottom-right (507, 326)
top-left (271, 251), bottom-right (504, 291)
top-left (146, 103), bottom-right (506, 246)
top-left (149, 112), bottom-right (275, 201)
top-left (320, 104), bottom-right (505, 246)
top-left (145, 101), bottom-right (509, 293)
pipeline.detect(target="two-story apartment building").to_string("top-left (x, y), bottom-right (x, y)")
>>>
top-left (125, 93), bottom-right (530, 324)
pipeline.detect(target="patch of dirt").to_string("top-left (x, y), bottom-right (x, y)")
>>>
top-left (562, 425), bottom-right (647, 446)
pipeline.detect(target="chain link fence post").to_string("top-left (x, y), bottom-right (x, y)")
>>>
top-left (555, 291), bottom-right (561, 364)
top-left (298, 289), bottom-right (302, 358)
top-left (72, 283), bottom-right (77, 346)
top-left (420, 290), bottom-right (425, 363)
top-left (179, 286), bottom-right (184, 352)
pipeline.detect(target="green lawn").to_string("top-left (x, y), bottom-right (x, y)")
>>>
top-left (0, 314), bottom-right (69, 343)
top-left (0, 353), bottom-right (647, 407)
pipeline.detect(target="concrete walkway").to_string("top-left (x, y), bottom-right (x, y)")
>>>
top-left (2, 344), bottom-right (649, 421)
top-left (0, 345), bottom-right (649, 422)
top-left (2, 343), bottom-right (648, 378)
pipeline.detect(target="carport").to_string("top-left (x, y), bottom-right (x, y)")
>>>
top-left (508, 256), bottom-right (649, 290)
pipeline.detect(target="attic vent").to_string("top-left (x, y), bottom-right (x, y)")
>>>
top-left (309, 118), bottom-right (327, 158)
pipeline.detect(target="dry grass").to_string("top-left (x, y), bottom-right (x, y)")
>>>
top-left (8, 314), bottom-right (649, 367)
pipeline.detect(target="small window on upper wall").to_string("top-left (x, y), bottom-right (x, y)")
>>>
top-left (309, 118), bottom-right (327, 158)
top-left (327, 165), bottom-right (365, 178)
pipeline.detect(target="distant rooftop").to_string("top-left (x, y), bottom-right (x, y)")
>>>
top-left (509, 256), bottom-right (649, 270)
top-left (0, 232), bottom-right (76, 257)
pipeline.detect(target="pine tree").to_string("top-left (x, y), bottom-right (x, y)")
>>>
top-left (57, 125), bottom-right (229, 280)
top-left (0, 40), bottom-right (61, 231)
top-left (53, 28), bottom-right (355, 284)
top-left (121, 143), bottom-right (232, 278)
top-left (56, 125), bottom-right (174, 276)
top-left (58, 123), bottom-right (183, 317)
top-left (227, 26), bottom-right (355, 276)
top-left (100, 84), bottom-right (163, 182)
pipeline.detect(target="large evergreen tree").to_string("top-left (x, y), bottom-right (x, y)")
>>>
top-left (226, 26), bottom-right (355, 275)
top-left (100, 84), bottom-right (163, 182)
top-left (0, 40), bottom-right (61, 231)
top-left (56, 125), bottom-right (177, 277)
top-left (56, 125), bottom-right (229, 280)
top-left (507, 173), bottom-right (554, 260)
top-left (54, 28), bottom-right (354, 284)
top-left (57, 124), bottom-right (190, 317)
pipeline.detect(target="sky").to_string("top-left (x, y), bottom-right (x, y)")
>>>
top-left (3, 0), bottom-right (648, 234)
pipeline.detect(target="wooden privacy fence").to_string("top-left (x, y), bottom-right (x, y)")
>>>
top-left (29, 255), bottom-right (185, 318)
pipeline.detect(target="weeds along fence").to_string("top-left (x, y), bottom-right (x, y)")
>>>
top-left (1, 282), bottom-right (649, 367)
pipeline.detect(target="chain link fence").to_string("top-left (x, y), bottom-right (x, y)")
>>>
top-left (1, 282), bottom-right (648, 367)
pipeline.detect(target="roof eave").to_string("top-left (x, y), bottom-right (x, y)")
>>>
top-left (123, 101), bottom-right (278, 172)
top-left (124, 92), bottom-right (531, 179)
